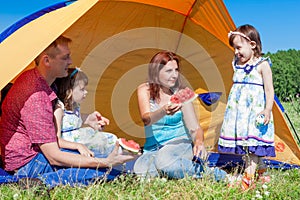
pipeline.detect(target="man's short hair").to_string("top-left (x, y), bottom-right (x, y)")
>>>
top-left (34, 35), bottom-right (72, 65)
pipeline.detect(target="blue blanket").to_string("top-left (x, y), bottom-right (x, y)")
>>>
top-left (1, 153), bottom-right (299, 185)
top-left (0, 168), bottom-right (20, 184)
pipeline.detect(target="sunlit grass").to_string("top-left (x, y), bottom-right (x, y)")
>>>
top-left (1, 168), bottom-right (299, 200)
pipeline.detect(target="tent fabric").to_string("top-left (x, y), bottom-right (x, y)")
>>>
top-left (0, 0), bottom-right (299, 167)
top-left (205, 153), bottom-right (300, 169)
top-left (274, 95), bottom-right (285, 113)
top-left (198, 92), bottom-right (222, 106)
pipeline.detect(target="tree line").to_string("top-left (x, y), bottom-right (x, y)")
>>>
top-left (265, 49), bottom-right (300, 102)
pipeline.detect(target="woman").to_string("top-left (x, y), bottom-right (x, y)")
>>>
top-left (134, 51), bottom-right (226, 180)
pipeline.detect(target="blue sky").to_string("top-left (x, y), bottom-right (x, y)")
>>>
top-left (0, 0), bottom-right (299, 53)
top-left (223, 0), bottom-right (300, 53)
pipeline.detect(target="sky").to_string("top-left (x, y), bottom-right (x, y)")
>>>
top-left (0, 0), bottom-right (299, 53)
top-left (223, 0), bottom-right (300, 53)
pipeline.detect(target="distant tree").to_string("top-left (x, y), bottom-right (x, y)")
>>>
top-left (265, 49), bottom-right (300, 101)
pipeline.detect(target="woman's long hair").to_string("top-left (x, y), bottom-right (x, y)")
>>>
top-left (148, 51), bottom-right (184, 101)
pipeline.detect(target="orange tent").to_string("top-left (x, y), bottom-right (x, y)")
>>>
top-left (0, 0), bottom-right (299, 166)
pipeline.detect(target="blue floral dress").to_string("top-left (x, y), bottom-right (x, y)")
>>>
top-left (218, 57), bottom-right (275, 157)
top-left (60, 104), bottom-right (117, 158)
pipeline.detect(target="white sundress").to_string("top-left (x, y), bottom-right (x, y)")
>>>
top-left (60, 105), bottom-right (117, 158)
top-left (218, 57), bottom-right (275, 157)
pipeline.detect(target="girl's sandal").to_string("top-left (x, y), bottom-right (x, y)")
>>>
top-left (227, 174), bottom-right (242, 188)
top-left (241, 174), bottom-right (255, 191)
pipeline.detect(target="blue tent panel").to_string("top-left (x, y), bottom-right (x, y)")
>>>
top-left (193, 153), bottom-right (300, 170)
top-left (198, 92), bottom-right (222, 106)
top-left (0, 1), bottom-right (74, 43)
top-left (274, 95), bottom-right (285, 113)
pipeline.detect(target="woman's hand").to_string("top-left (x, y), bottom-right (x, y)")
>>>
top-left (76, 143), bottom-right (95, 157)
top-left (193, 139), bottom-right (207, 160)
top-left (162, 103), bottom-right (182, 115)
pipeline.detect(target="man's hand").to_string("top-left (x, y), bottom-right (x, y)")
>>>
top-left (104, 141), bottom-right (138, 167)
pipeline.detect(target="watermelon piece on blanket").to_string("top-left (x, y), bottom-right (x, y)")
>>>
top-left (170, 87), bottom-right (197, 104)
top-left (118, 138), bottom-right (141, 154)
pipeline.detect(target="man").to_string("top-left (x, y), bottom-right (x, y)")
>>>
top-left (0, 36), bottom-right (135, 188)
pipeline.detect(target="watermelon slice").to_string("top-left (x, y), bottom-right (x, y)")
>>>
top-left (170, 87), bottom-right (197, 104)
top-left (118, 138), bottom-right (141, 154)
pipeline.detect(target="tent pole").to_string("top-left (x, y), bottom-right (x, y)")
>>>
top-left (285, 112), bottom-right (300, 145)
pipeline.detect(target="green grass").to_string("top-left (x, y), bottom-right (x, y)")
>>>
top-left (1, 102), bottom-right (299, 199)
top-left (1, 169), bottom-right (300, 200)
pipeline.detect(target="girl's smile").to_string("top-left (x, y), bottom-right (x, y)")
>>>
top-left (232, 35), bottom-right (256, 65)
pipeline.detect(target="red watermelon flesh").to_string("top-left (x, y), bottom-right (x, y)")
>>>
top-left (170, 95), bottom-right (180, 104)
top-left (170, 87), bottom-right (197, 104)
top-left (119, 138), bottom-right (141, 153)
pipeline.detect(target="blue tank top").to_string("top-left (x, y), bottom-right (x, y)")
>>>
top-left (143, 99), bottom-right (191, 151)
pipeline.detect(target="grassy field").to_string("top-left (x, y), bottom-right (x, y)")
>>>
top-left (0, 169), bottom-right (299, 200)
top-left (0, 102), bottom-right (299, 200)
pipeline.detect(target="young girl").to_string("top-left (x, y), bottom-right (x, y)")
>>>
top-left (218, 24), bottom-right (275, 189)
top-left (54, 68), bottom-right (117, 158)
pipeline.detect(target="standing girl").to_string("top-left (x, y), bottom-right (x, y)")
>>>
top-left (218, 24), bottom-right (275, 190)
